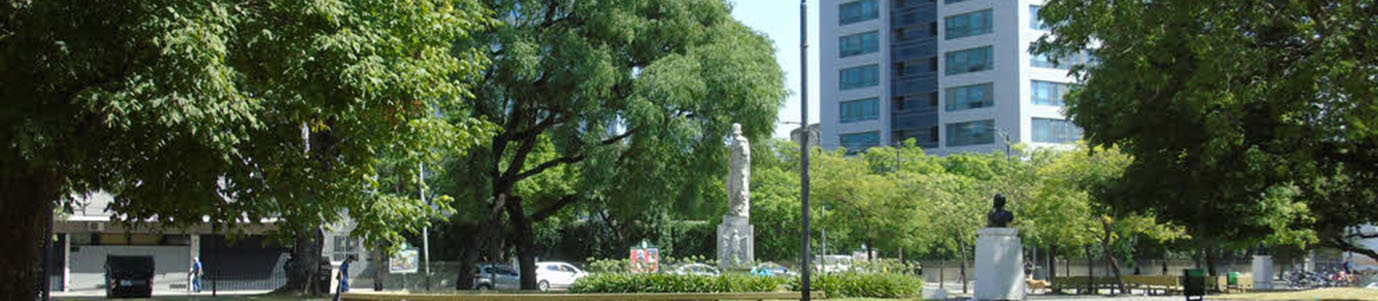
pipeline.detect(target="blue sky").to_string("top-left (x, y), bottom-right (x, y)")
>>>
top-left (731, 0), bottom-right (821, 138)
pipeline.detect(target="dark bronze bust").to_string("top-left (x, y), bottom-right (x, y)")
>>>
top-left (987, 194), bottom-right (1014, 227)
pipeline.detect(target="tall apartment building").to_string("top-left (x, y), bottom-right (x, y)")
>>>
top-left (820, 0), bottom-right (1084, 155)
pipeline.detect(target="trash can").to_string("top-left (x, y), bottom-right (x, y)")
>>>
top-left (1227, 272), bottom-right (1239, 285)
top-left (1183, 268), bottom-right (1206, 301)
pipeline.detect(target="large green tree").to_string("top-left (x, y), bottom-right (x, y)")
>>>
top-left (448, 0), bottom-right (784, 289)
top-left (1034, 0), bottom-right (1378, 260)
top-left (0, 1), bottom-right (489, 297)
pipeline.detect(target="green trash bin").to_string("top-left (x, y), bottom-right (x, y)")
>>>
top-left (1228, 272), bottom-right (1240, 285)
top-left (1183, 269), bottom-right (1206, 301)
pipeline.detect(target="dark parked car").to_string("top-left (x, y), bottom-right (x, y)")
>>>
top-left (105, 255), bottom-right (155, 298)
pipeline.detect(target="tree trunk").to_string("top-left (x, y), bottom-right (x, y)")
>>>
top-left (502, 196), bottom-right (539, 290)
top-left (1102, 220), bottom-right (1128, 295)
top-left (1102, 219), bottom-right (1124, 295)
top-left (373, 241), bottom-right (385, 291)
top-left (1049, 246), bottom-right (1060, 294)
top-left (277, 227), bottom-right (326, 296)
top-left (1205, 247), bottom-right (1218, 276)
top-left (958, 240), bottom-right (968, 294)
top-left (0, 168), bottom-right (59, 301)
top-left (1085, 245), bottom-right (1093, 295)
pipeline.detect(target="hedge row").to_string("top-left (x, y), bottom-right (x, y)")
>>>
top-left (789, 273), bottom-right (923, 298)
top-left (569, 272), bottom-right (922, 298)
top-left (570, 273), bottom-right (787, 293)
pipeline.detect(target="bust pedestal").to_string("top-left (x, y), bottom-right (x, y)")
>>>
top-left (1252, 255), bottom-right (1274, 290)
top-left (975, 228), bottom-right (1024, 301)
top-left (717, 215), bottom-right (754, 270)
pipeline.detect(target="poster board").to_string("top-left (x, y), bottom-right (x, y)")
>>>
top-left (389, 249), bottom-right (419, 274)
top-left (629, 241), bottom-right (660, 273)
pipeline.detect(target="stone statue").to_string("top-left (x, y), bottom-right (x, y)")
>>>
top-left (987, 194), bottom-right (1014, 228)
top-left (727, 123), bottom-right (751, 218)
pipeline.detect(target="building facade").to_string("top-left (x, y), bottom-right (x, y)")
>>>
top-left (821, 0), bottom-right (1083, 155)
top-left (50, 192), bottom-right (372, 293)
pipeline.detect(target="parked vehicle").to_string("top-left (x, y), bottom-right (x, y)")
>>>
top-left (472, 264), bottom-right (520, 290)
top-left (672, 263), bottom-right (721, 276)
top-left (535, 261), bottom-right (587, 291)
top-left (105, 255), bottom-right (155, 298)
top-left (815, 255), bottom-right (853, 273)
top-left (750, 262), bottom-right (797, 277)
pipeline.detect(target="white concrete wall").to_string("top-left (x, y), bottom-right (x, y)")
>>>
top-left (67, 245), bottom-right (191, 290)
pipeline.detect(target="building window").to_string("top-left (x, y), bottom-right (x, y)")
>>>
top-left (841, 131), bottom-right (881, 153)
top-left (1032, 118), bottom-right (1083, 143)
top-left (945, 46), bottom-right (993, 75)
top-left (945, 83), bottom-right (994, 111)
top-left (840, 31), bottom-right (879, 57)
top-left (1031, 50), bottom-right (1090, 70)
top-left (839, 98), bottom-right (880, 123)
top-left (1031, 80), bottom-right (1071, 106)
top-left (1030, 5), bottom-right (1048, 30)
top-left (945, 9), bottom-right (993, 40)
top-left (840, 0), bottom-right (879, 25)
top-left (946, 119), bottom-right (995, 147)
top-left (929, 56), bottom-right (938, 71)
top-left (331, 236), bottom-right (360, 262)
top-left (840, 65), bottom-right (879, 90)
top-left (945, 0), bottom-right (972, 3)
top-left (930, 22), bottom-right (938, 36)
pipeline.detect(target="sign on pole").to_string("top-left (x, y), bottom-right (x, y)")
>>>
top-left (389, 249), bottom-right (419, 274)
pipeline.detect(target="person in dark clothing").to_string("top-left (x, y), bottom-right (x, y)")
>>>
top-left (333, 255), bottom-right (356, 301)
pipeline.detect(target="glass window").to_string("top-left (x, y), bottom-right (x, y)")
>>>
top-left (840, 0), bottom-right (879, 25)
top-left (945, 9), bottom-right (993, 40)
top-left (840, 65), bottom-right (879, 90)
top-left (839, 98), bottom-right (880, 123)
top-left (946, 120), bottom-right (995, 147)
top-left (1032, 118), bottom-right (1083, 143)
top-left (1031, 50), bottom-right (1089, 70)
top-left (840, 31), bottom-right (879, 57)
top-left (841, 131), bottom-right (881, 153)
top-left (945, 83), bottom-right (994, 111)
top-left (1031, 80), bottom-right (1070, 106)
top-left (945, 46), bottom-right (993, 75)
top-left (945, 0), bottom-right (971, 3)
top-left (1030, 5), bottom-right (1048, 30)
top-left (330, 236), bottom-right (359, 262)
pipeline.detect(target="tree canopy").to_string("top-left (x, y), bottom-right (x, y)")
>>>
top-left (0, 1), bottom-right (490, 297)
top-left (443, 0), bottom-right (786, 289)
top-left (1035, 0), bottom-right (1378, 259)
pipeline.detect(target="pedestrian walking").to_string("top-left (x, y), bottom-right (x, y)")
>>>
top-left (189, 257), bottom-right (203, 293)
top-left (334, 255), bottom-right (356, 301)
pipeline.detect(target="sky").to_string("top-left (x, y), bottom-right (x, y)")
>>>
top-left (730, 0), bottom-right (821, 139)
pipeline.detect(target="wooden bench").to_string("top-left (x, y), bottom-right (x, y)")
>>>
top-left (342, 292), bottom-right (827, 301)
top-left (1050, 276), bottom-right (1120, 294)
top-left (1122, 275), bottom-right (1181, 295)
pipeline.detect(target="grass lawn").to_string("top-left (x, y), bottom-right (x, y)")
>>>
top-left (1219, 288), bottom-right (1378, 300)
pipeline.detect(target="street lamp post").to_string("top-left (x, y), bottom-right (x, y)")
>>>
top-left (799, 1), bottom-right (812, 299)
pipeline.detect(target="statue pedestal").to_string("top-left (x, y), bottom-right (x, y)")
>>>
top-left (1252, 255), bottom-right (1274, 290)
top-left (975, 228), bottom-right (1024, 301)
top-left (717, 215), bottom-right (754, 270)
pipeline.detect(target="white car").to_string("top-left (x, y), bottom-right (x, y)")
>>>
top-left (535, 261), bottom-right (587, 291)
top-left (672, 263), bottom-right (721, 276)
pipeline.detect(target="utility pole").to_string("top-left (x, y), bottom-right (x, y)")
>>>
top-left (420, 163), bottom-right (432, 291)
top-left (799, 1), bottom-right (812, 299)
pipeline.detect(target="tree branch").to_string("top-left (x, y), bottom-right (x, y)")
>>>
top-left (1346, 231), bottom-right (1378, 240)
top-left (1327, 236), bottom-right (1378, 263)
top-left (513, 154), bottom-right (585, 182)
top-left (529, 194), bottom-right (579, 222)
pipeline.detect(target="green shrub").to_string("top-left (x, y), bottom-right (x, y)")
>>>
top-left (787, 273), bottom-right (923, 298)
top-left (570, 273), bottom-right (788, 293)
